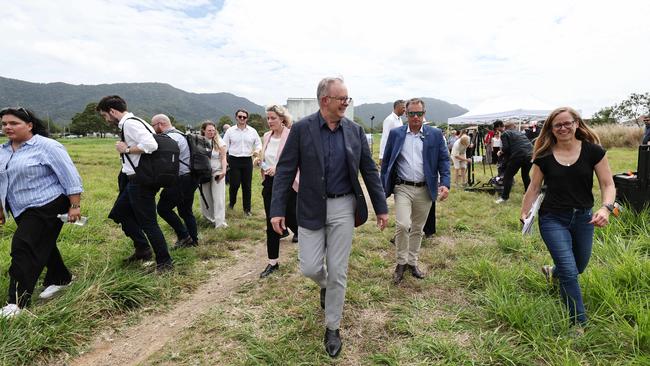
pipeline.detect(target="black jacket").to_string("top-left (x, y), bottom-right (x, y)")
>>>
top-left (501, 129), bottom-right (533, 160)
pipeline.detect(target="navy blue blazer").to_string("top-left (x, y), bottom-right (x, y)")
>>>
top-left (380, 125), bottom-right (451, 200)
top-left (270, 112), bottom-right (388, 230)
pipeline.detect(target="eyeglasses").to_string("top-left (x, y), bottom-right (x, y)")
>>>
top-left (0, 107), bottom-right (32, 121)
top-left (237, 115), bottom-right (248, 120)
top-left (407, 111), bottom-right (425, 117)
top-left (327, 96), bottom-right (352, 104)
top-left (552, 121), bottom-right (575, 130)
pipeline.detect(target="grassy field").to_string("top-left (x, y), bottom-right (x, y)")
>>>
top-left (0, 138), bottom-right (648, 365)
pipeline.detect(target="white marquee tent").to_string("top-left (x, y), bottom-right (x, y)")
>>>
top-left (448, 95), bottom-right (554, 125)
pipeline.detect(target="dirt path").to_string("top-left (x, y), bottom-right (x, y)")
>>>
top-left (69, 242), bottom-right (289, 366)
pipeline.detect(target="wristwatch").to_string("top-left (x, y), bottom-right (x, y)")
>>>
top-left (602, 203), bottom-right (614, 213)
top-left (71, 203), bottom-right (81, 209)
top-left (125, 147), bottom-right (131, 154)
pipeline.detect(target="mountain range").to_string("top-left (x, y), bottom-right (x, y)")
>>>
top-left (0, 76), bottom-right (467, 126)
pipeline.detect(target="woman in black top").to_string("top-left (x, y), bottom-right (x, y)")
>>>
top-left (521, 107), bottom-right (615, 329)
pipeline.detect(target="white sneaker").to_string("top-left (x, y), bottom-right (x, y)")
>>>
top-left (495, 198), bottom-right (507, 204)
top-left (38, 284), bottom-right (68, 299)
top-left (1, 304), bottom-right (21, 318)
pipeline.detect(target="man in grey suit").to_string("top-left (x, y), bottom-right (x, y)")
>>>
top-left (271, 77), bottom-right (389, 358)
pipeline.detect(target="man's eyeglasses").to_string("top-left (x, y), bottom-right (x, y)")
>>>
top-left (552, 121), bottom-right (575, 130)
top-left (327, 96), bottom-right (352, 104)
top-left (407, 111), bottom-right (425, 117)
top-left (237, 115), bottom-right (248, 120)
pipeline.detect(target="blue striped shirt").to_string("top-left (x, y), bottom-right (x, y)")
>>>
top-left (0, 134), bottom-right (83, 217)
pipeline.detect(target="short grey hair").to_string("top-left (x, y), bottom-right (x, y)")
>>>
top-left (152, 114), bottom-right (171, 126)
top-left (405, 98), bottom-right (425, 111)
top-left (316, 77), bottom-right (344, 105)
top-left (393, 99), bottom-right (405, 109)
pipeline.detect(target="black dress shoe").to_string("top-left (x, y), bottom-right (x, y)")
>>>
top-left (122, 250), bottom-right (153, 264)
top-left (393, 264), bottom-right (406, 285)
top-left (324, 328), bottom-right (342, 358)
top-left (408, 264), bottom-right (425, 279)
top-left (259, 263), bottom-right (279, 278)
top-left (320, 288), bottom-right (326, 309)
top-left (155, 261), bottom-right (174, 274)
top-left (291, 234), bottom-right (298, 243)
top-left (173, 236), bottom-right (197, 250)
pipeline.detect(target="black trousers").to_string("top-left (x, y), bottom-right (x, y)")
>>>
top-left (228, 156), bottom-right (253, 212)
top-left (158, 174), bottom-right (199, 242)
top-left (262, 177), bottom-right (297, 260)
top-left (423, 201), bottom-right (436, 236)
top-left (108, 176), bottom-right (172, 265)
top-left (8, 195), bottom-right (72, 307)
top-left (501, 156), bottom-right (532, 200)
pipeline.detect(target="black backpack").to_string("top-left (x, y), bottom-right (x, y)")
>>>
top-left (168, 131), bottom-right (213, 184)
top-left (121, 117), bottom-right (180, 188)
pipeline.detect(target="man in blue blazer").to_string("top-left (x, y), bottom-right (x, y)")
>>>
top-left (270, 77), bottom-right (388, 358)
top-left (380, 98), bottom-right (451, 284)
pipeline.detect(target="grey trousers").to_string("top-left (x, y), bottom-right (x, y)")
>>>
top-left (298, 195), bottom-right (355, 330)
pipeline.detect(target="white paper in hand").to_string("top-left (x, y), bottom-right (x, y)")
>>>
top-left (522, 192), bottom-right (545, 235)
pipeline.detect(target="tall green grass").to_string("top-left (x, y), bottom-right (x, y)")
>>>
top-left (0, 138), bottom-right (648, 365)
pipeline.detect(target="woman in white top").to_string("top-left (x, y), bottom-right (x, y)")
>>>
top-left (491, 131), bottom-right (502, 166)
top-left (451, 135), bottom-right (472, 187)
top-left (255, 105), bottom-right (299, 278)
top-left (199, 121), bottom-right (228, 228)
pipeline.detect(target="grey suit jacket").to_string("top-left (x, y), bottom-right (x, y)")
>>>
top-left (270, 111), bottom-right (388, 230)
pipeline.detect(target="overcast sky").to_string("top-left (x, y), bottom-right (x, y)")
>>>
top-left (3, 0), bottom-right (648, 117)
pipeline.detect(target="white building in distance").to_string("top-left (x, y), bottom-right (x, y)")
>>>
top-left (287, 98), bottom-right (354, 122)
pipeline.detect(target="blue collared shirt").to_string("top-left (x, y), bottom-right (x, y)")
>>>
top-left (396, 125), bottom-right (425, 182)
top-left (319, 112), bottom-right (352, 195)
top-left (0, 134), bottom-right (83, 217)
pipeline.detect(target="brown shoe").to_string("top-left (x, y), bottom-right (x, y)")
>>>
top-left (408, 264), bottom-right (425, 279)
top-left (393, 264), bottom-right (407, 285)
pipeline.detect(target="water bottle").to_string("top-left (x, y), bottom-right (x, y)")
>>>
top-left (260, 161), bottom-right (269, 170)
top-left (57, 214), bottom-right (88, 226)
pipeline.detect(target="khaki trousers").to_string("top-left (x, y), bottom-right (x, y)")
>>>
top-left (394, 184), bottom-right (432, 266)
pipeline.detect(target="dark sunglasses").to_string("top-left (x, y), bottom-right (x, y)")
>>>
top-left (407, 111), bottom-right (425, 117)
top-left (0, 107), bottom-right (32, 121)
top-left (237, 115), bottom-right (248, 120)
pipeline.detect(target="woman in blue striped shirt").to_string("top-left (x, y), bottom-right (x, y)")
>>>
top-left (0, 107), bottom-right (83, 318)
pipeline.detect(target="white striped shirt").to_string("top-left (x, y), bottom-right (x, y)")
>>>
top-left (0, 134), bottom-right (83, 217)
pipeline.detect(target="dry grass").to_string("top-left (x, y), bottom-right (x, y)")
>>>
top-left (593, 124), bottom-right (644, 148)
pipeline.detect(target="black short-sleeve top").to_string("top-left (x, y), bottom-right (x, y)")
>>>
top-left (533, 141), bottom-right (606, 212)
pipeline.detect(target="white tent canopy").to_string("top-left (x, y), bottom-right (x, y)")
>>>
top-left (448, 95), bottom-right (554, 125)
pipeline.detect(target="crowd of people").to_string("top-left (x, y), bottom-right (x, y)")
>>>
top-left (0, 77), bottom-right (618, 357)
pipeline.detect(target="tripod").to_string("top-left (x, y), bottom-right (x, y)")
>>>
top-left (464, 126), bottom-right (497, 194)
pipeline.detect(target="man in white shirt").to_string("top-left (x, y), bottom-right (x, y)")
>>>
top-left (152, 114), bottom-right (199, 249)
top-left (222, 109), bottom-right (262, 216)
top-left (98, 95), bottom-right (173, 272)
top-left (379, 100), bottom-right (405, 163)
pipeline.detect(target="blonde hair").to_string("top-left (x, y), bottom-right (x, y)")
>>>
top-left (459, 135), bottom-right (470, 146)
top-left (266, 104), bottom-right (293, 128)
top-left (533, 107), bottom-right (601, 160)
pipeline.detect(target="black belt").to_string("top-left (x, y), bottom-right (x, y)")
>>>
top-left (397, 179), bottom-right (425, 187)
top-left (326, 192), bottom-right (353, 198)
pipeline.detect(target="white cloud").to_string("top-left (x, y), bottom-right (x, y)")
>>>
top-left (2, 0), bottom-right (649, 117)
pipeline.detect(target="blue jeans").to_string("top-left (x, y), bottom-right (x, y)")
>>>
top-left (157, 174), bottom-right (199, 243)
top-left (538, 208), bottom-right (594, 325)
